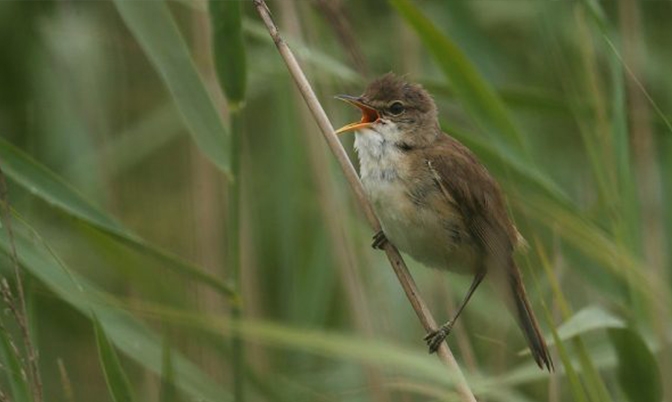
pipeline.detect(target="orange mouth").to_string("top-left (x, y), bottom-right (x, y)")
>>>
top-left (334, 95), bottom-right (380, 134)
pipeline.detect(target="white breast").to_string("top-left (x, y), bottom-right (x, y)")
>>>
top-left (354, 127), bottom-right (474, 273)
top-left (354, 127), bottom-right (406, 214)
top-left (354, 129), bottom-right (401, 187)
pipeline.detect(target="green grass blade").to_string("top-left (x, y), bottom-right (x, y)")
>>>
top-left (523, 196), bottom-right (667, 308)
top-left (160, 340), bottom-right (183, 402)
top-left (113, 0), bottom-right (230, 176)
top-left (548, 321), bottom-right (590, 402)
top-left (607, 38), bottom-right (642, 253)
top-left (0, 138), bottom-right (119, 231)
top-left (443, 124), bottom-right (666, 335)
top-left (98, 226), bottom-right (236, 299)
top-left (177, 0), bottom-right (418, 83)
top-left (208, 2), bottom-right (247, 400)
top-left (93, 315), bottom-right (136, 402)
top-left (209, 0), bottom-right (247, 106)
top-left (534, 242), bottom-right (612, 402)
top-left (69, 103), bottom-right (185, 178)
top-left (0, 219), bottom-right (231, 401)
top-left (0, 326), bottom-right (31, 402)
top-left (568, 285), bottom-right (620, 402)
top-left (242, 20), bottom-right (361, 84)
top-left (530, 241), bottom-right (591, 402)
top-left (0, 138), bottom-right (236, 298)
top-left (106, 301), bottom-right (459, 388)
top-left (609, 327), bottom-right (663, 402)
top-left (390, 0), bottom-right (528, 155)
top-left (555, 306), bottom-right (626, 342)
top-left (112, 299), bottom-right (617, 399)
top-left (574, 342), bottom-right (612, 402)
top-left (447, 124), bottom-right (667, 324)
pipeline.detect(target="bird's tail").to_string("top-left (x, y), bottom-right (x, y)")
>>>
top-left (508, 259), bottom-right (554, 371)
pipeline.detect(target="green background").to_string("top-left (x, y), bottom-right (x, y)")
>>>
top-left (0, 0), bottom-right (670, 401)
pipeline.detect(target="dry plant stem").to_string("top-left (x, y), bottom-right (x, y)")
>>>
top-left (278, 2), bottom-right (388, 400)
top-left (254, 0), bottom-right (377, 228)
top-left (252, 1), bottom-right (476, 401)
top-left (0, 316), bottom-right (28, 380)
top-left (0, 168), bottom-right (43, 402)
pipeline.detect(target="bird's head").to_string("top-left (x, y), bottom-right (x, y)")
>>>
top-left (335, 73), bottom-right (439, 146)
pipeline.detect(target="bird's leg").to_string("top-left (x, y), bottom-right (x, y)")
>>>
top-left (424, 269), bottom-right (486, 353)
top-left (371, 230), bottom-right (388, 249)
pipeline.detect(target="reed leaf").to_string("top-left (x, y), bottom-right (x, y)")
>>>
top-left (0, 138), bottom-right (236, 298)
top-left (114, 0), bottom-right (231, 175)
top-left (609, 327), bottom-right (663, 402)
top-left (0, 326), bottom-right (31, 402)
top-left (0, 219), bottom-right (231, 401)
top-left (210, 0), bottom-right (247, 106)
top-left (391, 0), bottom-right (528, 155)
top-left (94, 314), bottom-right (136, 402)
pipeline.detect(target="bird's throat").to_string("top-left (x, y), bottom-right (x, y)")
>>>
top-left (353, 122), bottom-right (404, 160)
top-left (354, 125), bottom-right (408, 190)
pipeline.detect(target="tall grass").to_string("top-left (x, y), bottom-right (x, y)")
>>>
top-left (0, 0), bottom-right (670, 401)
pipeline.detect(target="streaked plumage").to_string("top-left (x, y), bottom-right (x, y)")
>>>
top-left (337, 74), bottom-right (553, 371)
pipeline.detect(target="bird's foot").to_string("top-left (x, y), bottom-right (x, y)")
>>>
top-left (371, 230), bottom-right (388, 250)
top-left (424, 321), bottom-right (454, 354)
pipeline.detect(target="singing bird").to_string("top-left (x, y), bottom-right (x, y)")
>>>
top-left (336, 73), bottom-right (553, 370)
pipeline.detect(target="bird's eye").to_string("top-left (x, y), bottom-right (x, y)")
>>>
top-left (389, 101), bottom-right (405, 115)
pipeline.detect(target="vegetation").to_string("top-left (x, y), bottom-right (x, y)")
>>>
top-left (0, 0), bottom-right (670, 401)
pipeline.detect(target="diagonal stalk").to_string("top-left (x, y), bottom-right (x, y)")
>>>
top-left (251, 1), bottom-right (477, 401)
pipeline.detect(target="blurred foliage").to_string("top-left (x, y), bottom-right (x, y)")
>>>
top-left (0, 0), bottom-right (670, 401)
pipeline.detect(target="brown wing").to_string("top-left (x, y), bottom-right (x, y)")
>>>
top-left (424, 134), bottom-right (554, 370)
top-left (423, 134), bottom-right (516, 257)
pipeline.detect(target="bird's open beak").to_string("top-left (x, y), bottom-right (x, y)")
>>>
top-left (334, 95), bottom-right (380, 134)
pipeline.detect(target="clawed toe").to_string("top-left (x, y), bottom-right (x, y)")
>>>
top-left (371, 230), bottom-right (388, 249)
top-left (424, 322), bottom-right (453, 354)
top-left (424, 330), bottom-right (445, 354)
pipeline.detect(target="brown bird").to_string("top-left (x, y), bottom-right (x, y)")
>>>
top-left (336, 73), bottom-right (553, 371)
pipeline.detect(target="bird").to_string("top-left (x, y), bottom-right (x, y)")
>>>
top-left (335, 73), bottom-right (553, 371)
